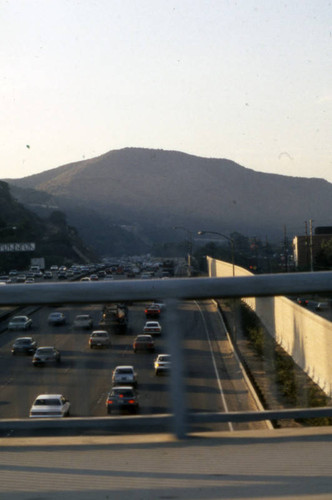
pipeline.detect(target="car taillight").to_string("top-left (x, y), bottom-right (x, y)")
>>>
top-left (107, 400), bottom-right (113, 404)
top-left (128, 400), bottom-right (135, 404)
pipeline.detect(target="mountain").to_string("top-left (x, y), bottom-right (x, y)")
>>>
top-left (6, 148), bottom-right (332, 254)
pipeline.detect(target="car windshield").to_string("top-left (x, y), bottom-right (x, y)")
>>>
top-left (16, 339), bottom-right (31, 345)
top-left (36, 348), bottom-right (54, 355)
top-left (112, 389), bottom-right (134, 398)
top-left (159, 356), bottom-right (170, 362)
top-left (35, 399), bottom-right (60, 406)
top-left (117, 368), bottom-right (133, 374)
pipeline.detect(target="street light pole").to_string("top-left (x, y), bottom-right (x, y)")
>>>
top-left (173, 226), bottom-right (193, 277)
top-left (197, 230), bottom-right (235, 276)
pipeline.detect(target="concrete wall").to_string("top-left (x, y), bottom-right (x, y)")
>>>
top-left (207, 257), bottom-right (332, 397)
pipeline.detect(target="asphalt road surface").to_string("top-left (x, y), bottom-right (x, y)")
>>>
top-left (0, 298), bottom-right (268, 433)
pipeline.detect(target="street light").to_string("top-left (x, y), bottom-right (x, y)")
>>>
top-left (197, 230), bottom-right (235, 276)
top-left (173, 226), bottom-right (193, 276)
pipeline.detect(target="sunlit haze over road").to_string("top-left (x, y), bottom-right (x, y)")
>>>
top-left (1, 1), bottom-right (331, 182)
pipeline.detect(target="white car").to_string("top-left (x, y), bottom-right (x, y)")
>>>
top-left (73, 314), bottom-right (93, 329)
top-left (112, 365), bottom-right (137, 387)
top-left (48, 311), bottom-right (66, 325)
top-left (29, 394), bottom-right (70, 418)
top-left (143, 321), bottom-right (162, 335)
top-left (8, 315), bottom-right (32, 331)
top-left (154, 354), bottom-right (171, 375)
top-left (89, 330), bottom-right (111, 348)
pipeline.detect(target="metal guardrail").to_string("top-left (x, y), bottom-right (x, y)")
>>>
top-left (1, 272), bottom-right (332, 305)
top-left (1, 271), bottom-right (332, 437)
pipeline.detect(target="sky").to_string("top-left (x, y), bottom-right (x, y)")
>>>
top-left (1, 0), bottom-right (332, 182)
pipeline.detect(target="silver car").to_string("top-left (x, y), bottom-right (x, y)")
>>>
top-left (29, 394), bottom-right (70, 418)
top-left (73, 314), bottom-right (93, 329)
top-left (32, 346), bottom-right (61, 366)
top-left (89, 330), bottom-right (111, 348)
top-left (8, 315), bottom-right (32, 331)
top-left (112, 365), bottom-right (137, 387)
top-left (154, 354), bottom-right (171, 375)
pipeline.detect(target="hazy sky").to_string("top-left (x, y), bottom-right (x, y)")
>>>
top-left (1, 0), bottom-right (332, 181)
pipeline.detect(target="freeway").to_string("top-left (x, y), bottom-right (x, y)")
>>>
top-left (0, 297), bottom-right (268, 432)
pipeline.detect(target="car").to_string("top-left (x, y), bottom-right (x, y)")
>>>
top-left (25, 277), bottom-right (35, 283)
top-left (106, 386), bottom-right (139, 414)
top-left (154, 354), bottom-right (171, 375)
top-left (16, 274), bottom-right (26, 283)
top-left (47, 311), bottom-right (66, 325)
top-left (8, 315), bottom-right (32, 331)
top-left (29, 394), bottom-right (70, 418)
top-left (50, 265), bottom-right (59, 272)
top-left (32, 346), bottom-right (61, 366)
top-left (12, 337), bottom-right (37, 355)
top-left (296, 297), bottom-right (308, 307)
top-left (43, 271), bottom-right (53, 279)
top-left (144, 304), bottom-right (161, 318)
top-left (89, 330), bottom-right (111, 348)
top-left (152, 301), bottom-right (166, 311)
top-left (143, 320), bottom-right (162, 335)
top-left (90, 274), bottom-right (99, 281)
top-left (112, 365), bottom-right (137, 387)
top-left (133, 334), bottom-right (155, 353)
top-left (57, 271), bottom-right (67, 280)
top-left (73, 314), bottom-right (93, 329)
top-left (80, 276), bottom-right (91, 282)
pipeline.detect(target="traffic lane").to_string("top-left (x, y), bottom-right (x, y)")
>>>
top-left (168, 301), bottom-right (230, 433)
top-left (196, 300), bottom-right (270, 431)
top-left (0, 302), bottom-right (169, 419)
top-left (0, 304), bottom-right (103, 418)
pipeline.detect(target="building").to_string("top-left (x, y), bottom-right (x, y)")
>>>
top-left (293, 227), bottom-right (332, 270)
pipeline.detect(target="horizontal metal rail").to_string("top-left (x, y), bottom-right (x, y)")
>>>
top-left (1, 407), bottom-right (331, 435)
top-left (0, 271), bottom-right (332, 305)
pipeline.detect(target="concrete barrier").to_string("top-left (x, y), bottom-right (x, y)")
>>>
top-left (207, 257), bottom-right (332, 397)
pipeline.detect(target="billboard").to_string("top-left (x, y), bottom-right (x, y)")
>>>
top-left (0, 242), bottom-right (35, 252)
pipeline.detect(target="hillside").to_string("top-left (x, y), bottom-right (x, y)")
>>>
top-left (7, 148), bottom-right (332, 254)
top-left (0, 181), bottom-right (96, 271)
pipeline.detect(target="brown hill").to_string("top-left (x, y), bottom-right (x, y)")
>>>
top-left (7, 148), bottom-right (332, 253)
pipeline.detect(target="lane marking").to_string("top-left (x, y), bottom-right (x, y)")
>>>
top-left (195, 300), bottom-right (233, 431)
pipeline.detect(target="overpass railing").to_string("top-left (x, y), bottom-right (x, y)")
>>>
top-left (1, 271), bottom-right (332, 437)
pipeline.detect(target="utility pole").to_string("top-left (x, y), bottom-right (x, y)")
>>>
top-left (304, 221), bottom-right (309, 270)
top-left (309, 219), bottom-right (314, 272)
top-left (283, 225), bottom-right (288, 272)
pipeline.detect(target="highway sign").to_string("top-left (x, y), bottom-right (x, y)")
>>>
top-left (0, 242), bottom-right (35, 252)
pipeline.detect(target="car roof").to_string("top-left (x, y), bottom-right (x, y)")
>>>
top-left (15, 337), bottom-right (33, 341)
top-left (111, 386), bottom-right (135, 391)
top-left (136, 334), bottom-right (153, 339)
top-left (36, 346), bottom-right (55, 350)
top-left (115, 365), bottom-right (134, 370)
top-left (35, 394), bottom-right (63, 399)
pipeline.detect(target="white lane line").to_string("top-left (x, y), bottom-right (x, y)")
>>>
top-left (195, 300), bottom-right (233, 431)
